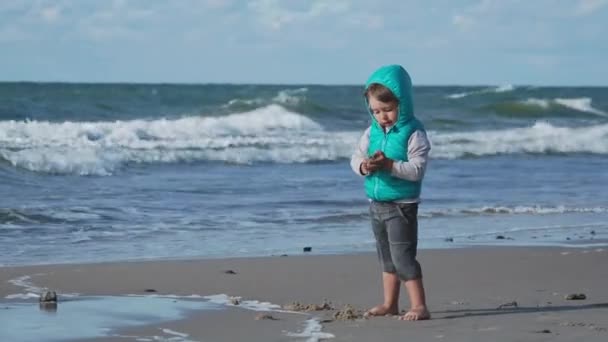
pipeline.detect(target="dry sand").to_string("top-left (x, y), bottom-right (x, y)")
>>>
top-left (2, 246), bottom-right (608, 341)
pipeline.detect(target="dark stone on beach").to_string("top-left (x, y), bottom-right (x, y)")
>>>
top-left (39, 291), bottom-right (57, 303)
top-left (144, 288), bottom-right (157, 293)
top-left (445, 237), bottom-right (454, 242)
top-left (224, 270), bottom-right (237, 275)
top-left (303, 247), bottom-right (312, 252)
top-left (534, 329), bottom-right (552, 334)
top-left (565, 293), bottom-right (586, 300)
top-left (497, 301), bottom-right (518, 310)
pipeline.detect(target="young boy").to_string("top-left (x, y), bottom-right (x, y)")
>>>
top-left (350, 64), bottom-right (431, 321)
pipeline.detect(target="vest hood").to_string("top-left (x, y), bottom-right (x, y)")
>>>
top-left (365, 65), bottom-right (415, 127)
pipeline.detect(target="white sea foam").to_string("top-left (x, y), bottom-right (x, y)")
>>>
top-left (430, 122), bottom-right (608, 159)
top-left (223, 87), bottom-right (308, 108)
top-left (273, 87), bottom-right (308, 105)
top-left (8, 275), bottom-right (45, 294)
top-left (6, 274), bottom-right (81, 299)
top-left (555, 97), bottom-right (607, 116)
top-left (0, 105), bottom-right (357, 175)
top-left (286, 318), bottom-right (335, 342)
top-left (5, 293), bottom-right (40, 300)
top-left (204, 294), bottom-right (283, 312)
top-left (421, 205), bottom-right (608, 218)
top-left (521, 97), bottom-right (607, 116)
top-left (2, 108), bottom-right (608, 175)
top-left (446, 84), bottom-right (515, 99)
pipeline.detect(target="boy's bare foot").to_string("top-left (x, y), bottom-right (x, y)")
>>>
top-left (364, 304), bottom-right (399, 317)
top-left (400, 306), bottom-right (430, 321)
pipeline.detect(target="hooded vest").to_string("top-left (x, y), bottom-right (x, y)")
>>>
top-left (364, 65), bottom-right (425, 201)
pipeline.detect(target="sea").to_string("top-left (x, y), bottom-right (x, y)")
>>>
top-left (1, 83), bottom-right (607, 266)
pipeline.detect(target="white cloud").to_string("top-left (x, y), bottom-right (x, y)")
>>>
top-left (452, 14), bottom-right (474, 31)
top-left (41, 6), bottom-right (60, 23)
top-left (576, 0), bottom-right (608, 15)
top-left (248, 0), bottom-right (350, 30)
top-left (203, 0), bottom-right (233, 10)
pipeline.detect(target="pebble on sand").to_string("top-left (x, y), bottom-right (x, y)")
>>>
top-left (564, 293), bottom-right (586, 300)
top-left (39, 291), bottom-right (57, 303)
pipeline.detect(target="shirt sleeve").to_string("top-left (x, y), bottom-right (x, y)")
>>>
top-left (350, 127), bottom-right (371, 176)
top-left (390, 130), bottom-right (431, 181)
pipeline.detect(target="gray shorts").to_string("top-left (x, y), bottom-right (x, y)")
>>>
top-left (370, 201), bottom-right (422, 281)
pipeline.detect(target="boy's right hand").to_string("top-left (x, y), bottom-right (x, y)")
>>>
top-left (361, 159), bottom-right (382, 174)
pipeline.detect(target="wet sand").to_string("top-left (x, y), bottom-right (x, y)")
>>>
top-left (2, 247), bottom-right (608, 341)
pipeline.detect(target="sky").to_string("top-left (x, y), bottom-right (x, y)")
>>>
top-left (1, 0), bottom-right (607, 86)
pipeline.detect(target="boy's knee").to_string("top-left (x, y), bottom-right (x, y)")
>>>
top-left (394, 258), bottom-right (422, 281)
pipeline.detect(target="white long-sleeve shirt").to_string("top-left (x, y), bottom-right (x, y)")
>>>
top-left (350, 127), bottom-right (431, 203)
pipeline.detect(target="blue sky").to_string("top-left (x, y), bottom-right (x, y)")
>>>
top-left (1, 0), bottom-right (607, 85)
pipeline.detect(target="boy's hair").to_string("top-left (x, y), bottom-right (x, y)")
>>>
top-left (364, 83), bottom-right (399, 104)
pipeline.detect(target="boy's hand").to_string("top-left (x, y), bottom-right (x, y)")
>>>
top-left (368, 151), bottom-right (393, 171)
top-left (361, 159), bottom-right (379, 174)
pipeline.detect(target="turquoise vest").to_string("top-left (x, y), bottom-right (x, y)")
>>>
top-left (363, 65), bottom-right (425, 201)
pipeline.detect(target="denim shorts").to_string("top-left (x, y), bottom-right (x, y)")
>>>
top-left (370, 201), bottom-right (422, 281)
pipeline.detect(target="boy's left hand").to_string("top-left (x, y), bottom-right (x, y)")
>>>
top-left (369, 151), bottom-right (393, 171)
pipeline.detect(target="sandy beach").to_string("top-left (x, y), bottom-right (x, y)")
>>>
top-left (2, 246), bottom-right (607, 342)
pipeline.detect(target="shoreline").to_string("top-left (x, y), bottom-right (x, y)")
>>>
top-left (2, 237), bottom-right (607, 269)
top-left (2, 246), bottom-right (608, 341)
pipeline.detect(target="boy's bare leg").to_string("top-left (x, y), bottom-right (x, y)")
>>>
top-left (400, 278), bottom-right (430, 321)
top-left (365, 272), bottom-right (400, 316)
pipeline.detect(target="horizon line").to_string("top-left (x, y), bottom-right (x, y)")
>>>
top-left (1, 80), bottom-right (606, 88)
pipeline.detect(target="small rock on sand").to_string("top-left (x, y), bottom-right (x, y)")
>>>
top-left (497, 301), bottom-right (518, 310)
top-left (565, 293), bottom-right (586, 300)
top-left (39, 291), bottom-right (57, 303)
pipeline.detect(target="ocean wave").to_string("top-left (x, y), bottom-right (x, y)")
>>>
top-left (430, 122), bottom-right (608, 159)
top-left (0, 105), bottom-right (358, 175)
top-left (222, 88), bottom-right (311, 111)
top-left (2, 109), bottom-right (608, 175)
top-left (446, 84), bottom-right (515, 99)
top-left (421, 205), bottom-right (608, 218)
top-left (489, 97), bottom-right (607, 117)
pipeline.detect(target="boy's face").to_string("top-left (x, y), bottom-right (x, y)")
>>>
top-left (368, 96), bottom-right (398, 128)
